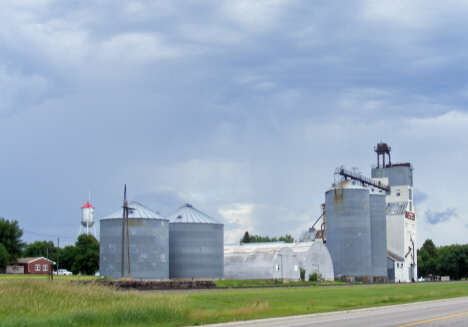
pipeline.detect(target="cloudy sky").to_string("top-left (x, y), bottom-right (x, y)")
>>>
top-left (1, 1), bottom-right (467, 248)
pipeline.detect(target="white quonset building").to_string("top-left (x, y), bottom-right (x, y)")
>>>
top-left (282, 242), bottom-right (334, 281)
top-left (224, 243), bottom-right (300, 281)
top-left (371, 142), bottom-right (417, 282)
top-left (99, 201), bottom-right (169, 280)
top-left (167, 204), bottom-right (224, 279)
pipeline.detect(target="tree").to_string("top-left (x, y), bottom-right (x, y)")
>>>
top-left (59, 245), bottom-right (77, 271)
top-left (240, 231), bottom-right (293, 244)
top-left (417, 239), bottom-right (439, 277)
top-left (240, 231), bottom-right (251, 244)
top-left (0, 243), bottom-right (9, 267)
top-left (71, 234), bottom-right (99, 275)
top-left (279, 234), bottom-right (293, 243)
top-left (422, 239), bottom-right (438, 257)
top-left (23, 240), bottom-right (54, 258)
top-left (23, 240), bottom-right (62, 270)
top-left (0, 218), bottom-right (25, 261)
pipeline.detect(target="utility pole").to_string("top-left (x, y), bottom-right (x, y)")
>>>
top-left (51, 242), bottom-right (54, 281)
top-left (57, 238), bottom-right (59, 272)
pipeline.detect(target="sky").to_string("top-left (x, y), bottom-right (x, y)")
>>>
top-left (1, 1), bottom-right (467, 248)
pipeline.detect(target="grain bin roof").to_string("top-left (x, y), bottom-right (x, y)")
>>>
top-left (329, 179), bottom-right (366, 191)
top-left (102, 201), bottom-right (164, 220)
top-left (167, 204), bottom-right (222, 224)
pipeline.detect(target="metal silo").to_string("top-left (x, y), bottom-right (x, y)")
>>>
top-left (325, 179), bottom-right (372, 282)
top-left (100, 201), bottom-right (169, 279)
top-left (369, 190), bottom-right (388, 280)
top-left (168, 204), bottom-right (224, 279)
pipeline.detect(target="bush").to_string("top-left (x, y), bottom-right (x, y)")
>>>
top-left (309, 270), bottom-right (322, 282)
top-left (300, 268), bottom-right (306, 281)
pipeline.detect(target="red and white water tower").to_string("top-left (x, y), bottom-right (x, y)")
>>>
top-left (80, 200), bottom-right (96, 236)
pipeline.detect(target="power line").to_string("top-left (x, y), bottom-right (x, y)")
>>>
top-left (22, 230), bottom-right (78, 240)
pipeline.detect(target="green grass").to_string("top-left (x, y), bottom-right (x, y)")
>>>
top-left (1, 279), bottom-right (468, 327)
top-left (0, 274), bottom-right (98, 282)
top-left (0, 279), bottom-right (189, 327)
top-left (214, 279), bottom-right (345, 288)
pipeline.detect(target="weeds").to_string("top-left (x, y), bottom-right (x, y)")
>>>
top-left (2, 279), bottom-right (468, 327)
top-left (0, 280), bottom-right (190, 327)
top-left (309, 270), bottom-right (322, 281)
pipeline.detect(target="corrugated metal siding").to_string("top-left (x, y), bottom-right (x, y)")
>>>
top-left (99, 218), bottom-right (169, 279)
top-left (387, 257), bottom-right (395, 281)
top-left (387, 202), bottom-right (408, 215)
top-left (299, 228), bottom-right (315, 242)
top-left (370, 193), bottom-right (387, 277)
top-left (224, 243), bottom-right (300, 280)
top-left (325, 185), bottom-right (372, 279)
top-left (282, 242), bottom-right (334, 281)
top-left (371, 166), bottom-right (413, 187)
top-left (169, 223), bottom-right (224, 278)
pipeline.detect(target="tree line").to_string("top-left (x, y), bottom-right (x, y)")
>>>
top-left (418, 239), bottom-right (468, 280)
top-left (240, 231), bottom-right (294, 244)
top-left (0, 217), bottom-right (99, 275)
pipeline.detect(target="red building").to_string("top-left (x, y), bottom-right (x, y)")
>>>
top-left (16, 257), bottom-right (55, 274)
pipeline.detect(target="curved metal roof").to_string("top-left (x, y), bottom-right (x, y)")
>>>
top-left (282, 242), bottom-right (324, 263)
top-left (167, 203), bottom-right (222, 225)
top-left (101, 201), bottom-right (165, 220)
top-left (224, 242), bottom-right (289, 254)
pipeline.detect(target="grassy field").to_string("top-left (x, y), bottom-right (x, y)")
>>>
top-left (213, 279), bottom-right (345, 288)
top-left (0, 274), bottom-right (97, 282)
top-left (1, 277), bottom-right (468, 327)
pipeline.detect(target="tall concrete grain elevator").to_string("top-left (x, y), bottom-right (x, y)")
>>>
top-left (371, 142), bottom-right (417, 282)
top-left (324, 143), bottom-right (417, 283)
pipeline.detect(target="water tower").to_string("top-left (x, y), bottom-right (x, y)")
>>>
top-left (80, 201), bottom-right (96, 236)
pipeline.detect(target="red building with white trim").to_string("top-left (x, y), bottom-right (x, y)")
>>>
top-left (16, 257), bottom-right (55, 274)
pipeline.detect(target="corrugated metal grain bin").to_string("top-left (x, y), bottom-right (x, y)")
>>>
top-left (168, 204), bottom-right (224, 279)
top-left (100, 201), bottom-right (169, 279)
top-left (369, 190), bottom-right (388, 279)
top-left (325, 179), bottom-right (372, 282)
top-left (282, 242), bottom-right (334, 281)
top-left (224, 243), bottom-right (300, 280)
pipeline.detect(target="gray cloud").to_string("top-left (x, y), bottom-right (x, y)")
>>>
top-left (425, 208), bottom-right (457, 225)
top-left (413, 188), bottom-right (428, 207)
top-left (1, 1), bottom-right (468, 246)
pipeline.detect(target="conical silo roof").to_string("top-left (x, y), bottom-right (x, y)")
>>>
top-left (102, 201), bottom-right (164, 219)
top-left (167, 203), bottom-right (222, 224)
